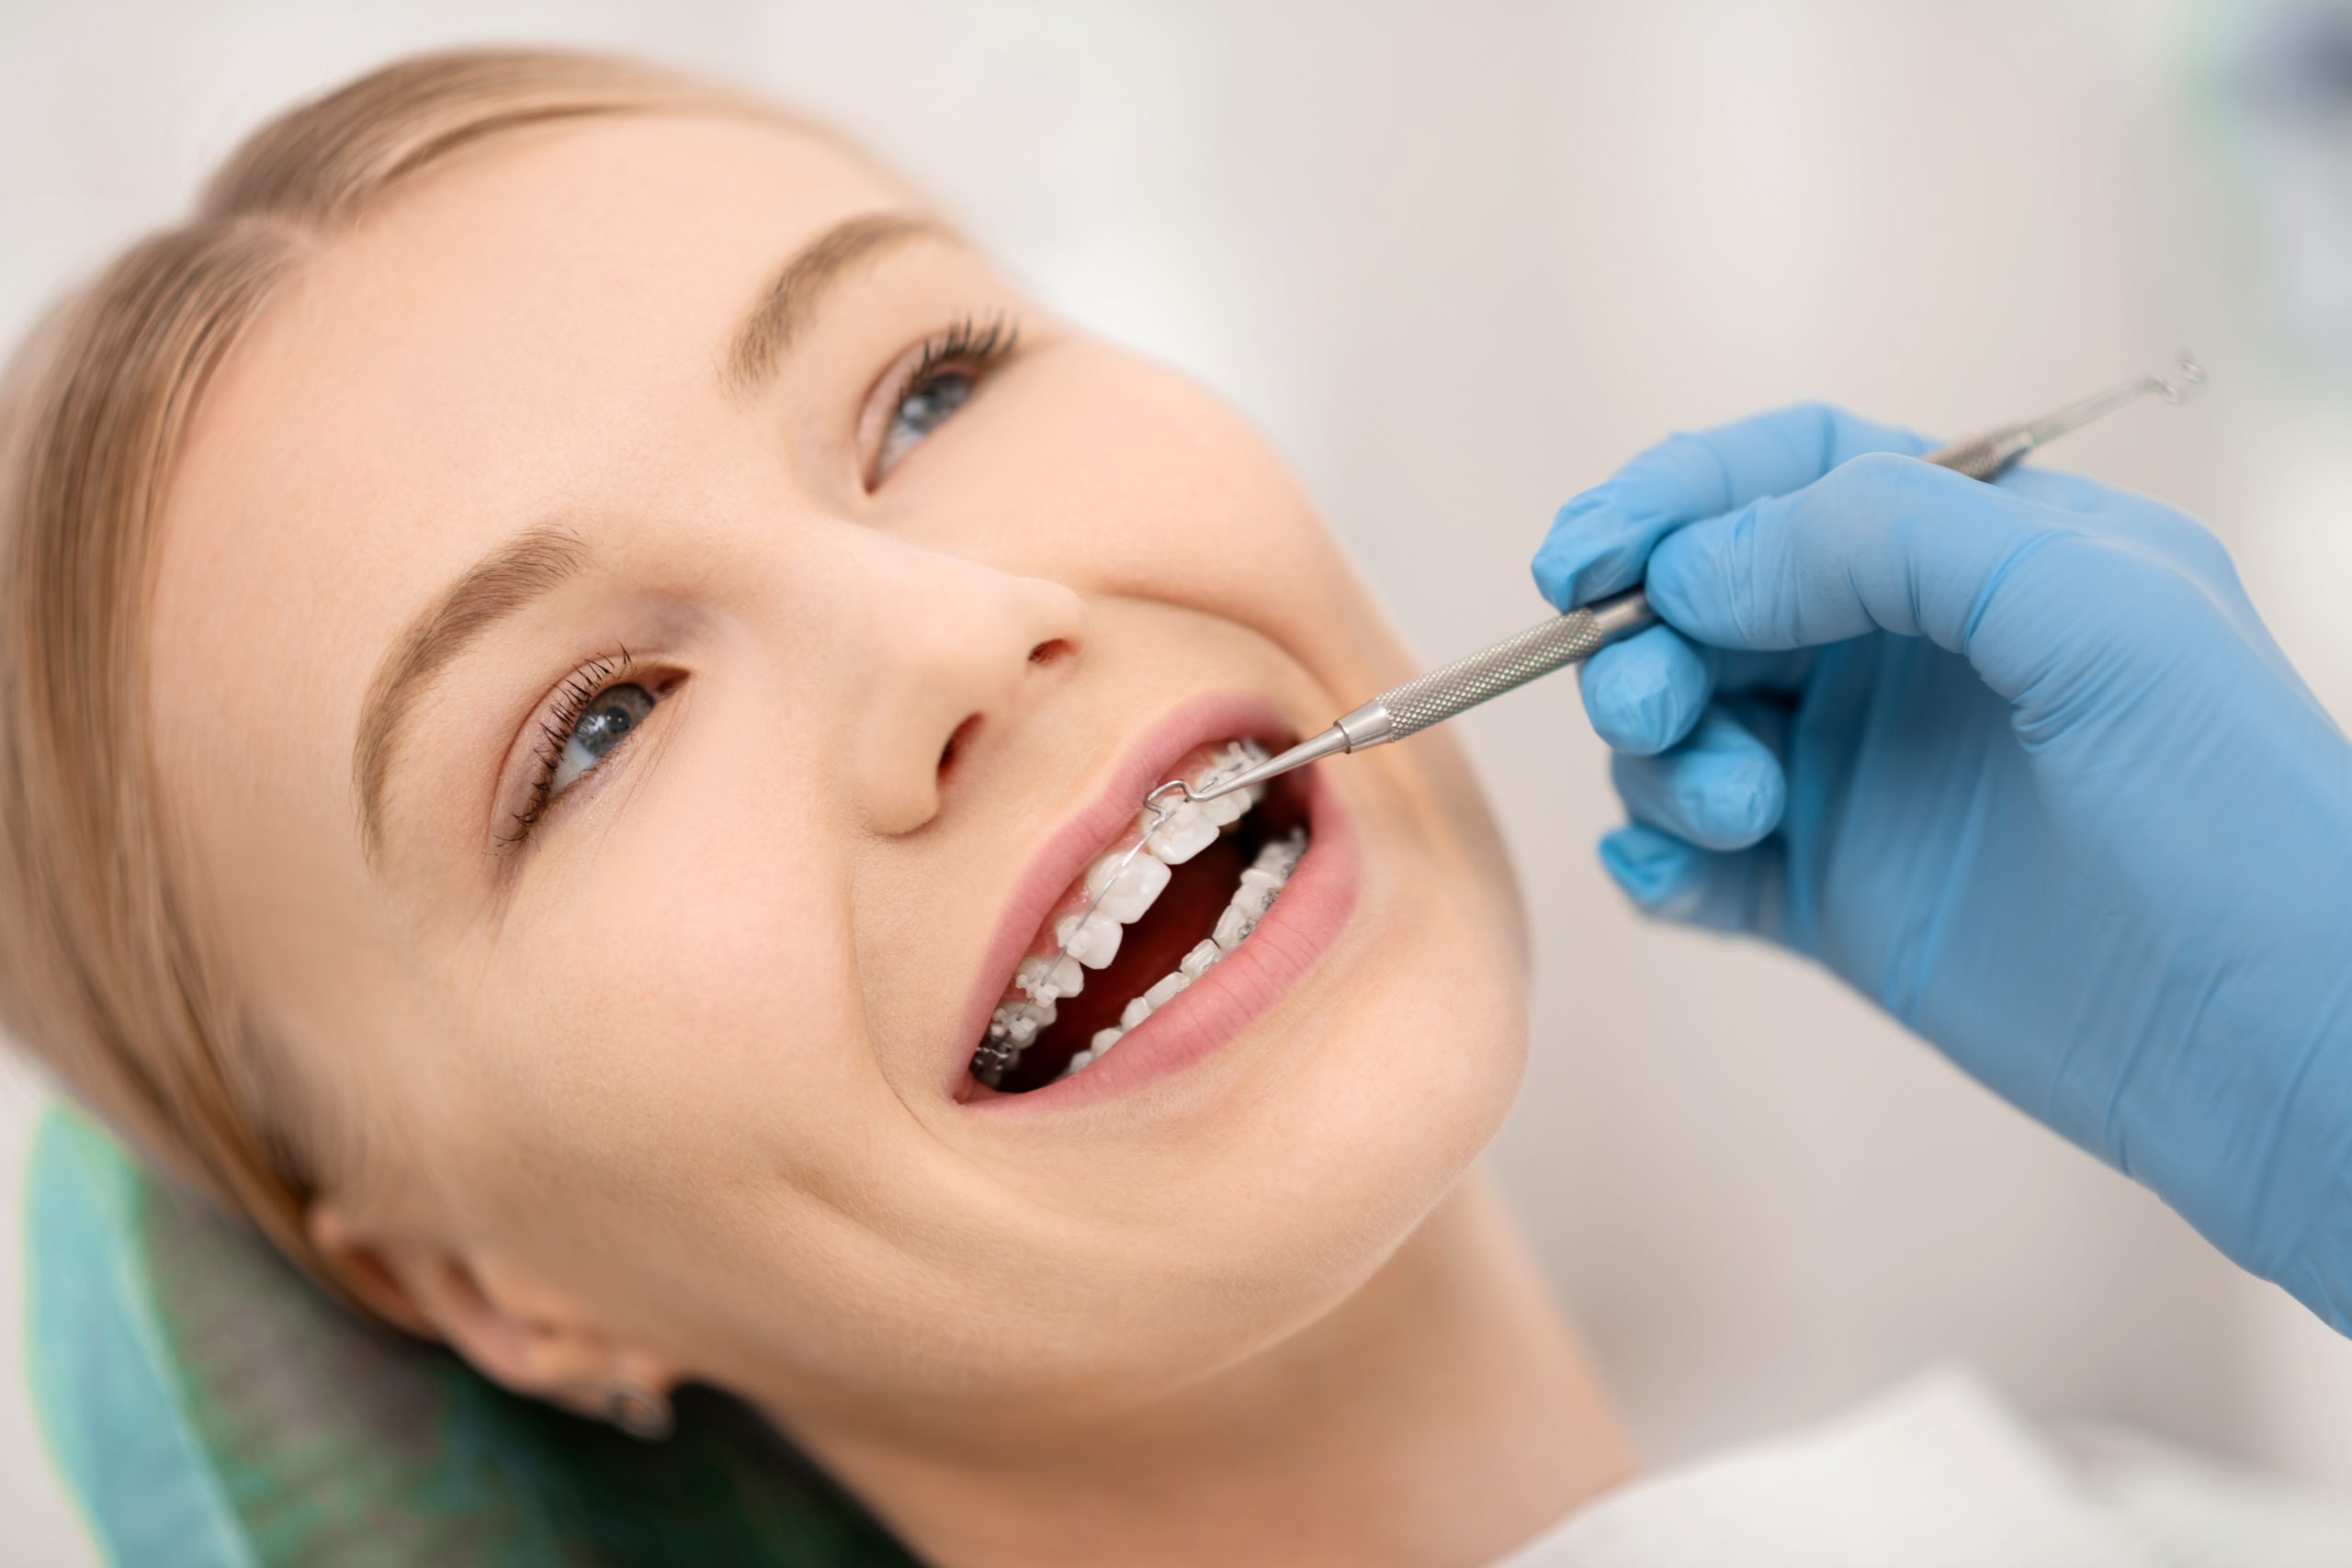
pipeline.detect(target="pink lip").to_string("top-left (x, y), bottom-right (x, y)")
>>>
top-left (944, 689), bottom-right (1359, 1106)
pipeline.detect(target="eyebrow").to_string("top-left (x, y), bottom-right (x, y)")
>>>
top-left (723, 210), bottom-right (940, 395)
top-left (354, 210), bottom-right (942, 864)
top-left (353, 527), bottom-right (590, 863)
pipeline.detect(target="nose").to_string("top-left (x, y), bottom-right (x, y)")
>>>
top-left (845, 542), bottom-right (1085, 835)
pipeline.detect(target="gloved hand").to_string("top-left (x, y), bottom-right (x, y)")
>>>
top-left (1534, 404), bottom-right (2352, 1331)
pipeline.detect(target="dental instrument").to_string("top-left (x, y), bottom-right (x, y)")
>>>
top-left (1180, 355), bottom-right (2208, 807)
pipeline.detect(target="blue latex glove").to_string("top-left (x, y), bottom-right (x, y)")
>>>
top-left (1534, 404), bottom-right (2352, 1331)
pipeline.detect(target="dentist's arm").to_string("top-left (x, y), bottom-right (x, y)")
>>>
top-left (1534, 404), bottom-right (2352, 1331)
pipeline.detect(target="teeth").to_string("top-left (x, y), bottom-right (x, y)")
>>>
top-left (1232, 870), bottom-right (1280, 920)
top-left (1135, 741), bottom-right (1268, 863)
top-left (1085, 850), bottom-right (1171, 923)
top-left (1056, 739), bottom-right (1274, 945)
top-left (1090, 824), bottom-right (1307, 1041)
top-left (1057, 1026), bottom-right (1128, 1084)
top-left (1054, 909), bottom-right (1124, 969)
top-left (978, 741), bottom-right (1306, 1086)
top-left (1141, 800), bottom-right (1218, 863)
top-left (1197, 790), bottom-right (1249, 829)
top-left (1017, 953), bottom-right (1084, 1004)
top-left (1208, 825), bottom-right (1306, 953)
top-left (1192, 741), bottom-right (1267, 827)
top-left (1253, 829), bottom-right (1304, 879)
top-left (991, 996), bottom-right (1057, 1044)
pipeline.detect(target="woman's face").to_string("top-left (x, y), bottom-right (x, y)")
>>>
top-left (150, 112), bottom-right (1529, 1435)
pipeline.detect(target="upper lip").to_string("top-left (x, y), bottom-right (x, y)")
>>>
top-left (944, 688), bottom-right (1299, 1093)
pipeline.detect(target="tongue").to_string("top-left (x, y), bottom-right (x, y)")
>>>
top-left (1040, 833), bottom-right (1245, 1045)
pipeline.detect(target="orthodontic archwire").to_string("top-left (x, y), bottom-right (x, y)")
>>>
top-left (972, 779), bottom-right (1194, 1080)
top-left (1044, 780), bottom-right (1192, 980)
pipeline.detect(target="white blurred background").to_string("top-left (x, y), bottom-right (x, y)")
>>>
top-left (6, 1), bottom-right (2352, 1561)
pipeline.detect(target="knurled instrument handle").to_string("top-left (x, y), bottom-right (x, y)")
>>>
top-left (1918, 427), bottom-right (2033, 483)
top-left (1343, 590), bottom-right (1655, 746)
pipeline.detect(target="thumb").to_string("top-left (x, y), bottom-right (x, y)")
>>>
top-left (1599, 824), bottom-right (1791, 942)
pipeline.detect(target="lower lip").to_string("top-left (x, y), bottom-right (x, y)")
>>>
top-left (963, 762), bottom-right (1359, 1112)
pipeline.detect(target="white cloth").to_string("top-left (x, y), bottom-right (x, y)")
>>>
top-left (1498, 1366), bottom-right (2352, 1568)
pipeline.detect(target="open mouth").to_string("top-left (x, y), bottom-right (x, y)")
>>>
top-left (973, 739), bottom-right (1311, 1092)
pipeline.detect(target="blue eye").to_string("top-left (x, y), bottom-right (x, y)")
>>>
top-left (501, 651), bottom-right (673, 851)
top-left (549, 682), bottom-right (656, 798)
top-left (876, 368), bottom-right (976, 478)
top-left (867, 313), bottom-right (1019, 485)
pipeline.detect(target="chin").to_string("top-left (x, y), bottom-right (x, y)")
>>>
top-left (1031, 890), bottom-right (1530, 1406)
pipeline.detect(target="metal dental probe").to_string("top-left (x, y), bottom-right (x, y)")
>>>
top-left (1175, 354), bottom-right (2209, 808)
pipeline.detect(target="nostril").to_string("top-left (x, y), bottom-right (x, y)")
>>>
top-left (1028, 639), bottom-right (1071, 667)
top-left (939, 715), bottom-right (981, 776)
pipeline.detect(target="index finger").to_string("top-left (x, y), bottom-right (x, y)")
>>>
top-left (1533, 402), bottom-right (1930, 610)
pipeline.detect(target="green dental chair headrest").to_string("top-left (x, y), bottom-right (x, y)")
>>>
top-left (23, 1105), bottom-right (919, 1566)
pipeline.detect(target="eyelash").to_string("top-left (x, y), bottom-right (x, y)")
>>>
top-left (910, 311), bottom-right (1019, 390)
top-left (500, 645), bottom-right (647, 849)
top-left (866, 310), bottom-right (1021, 485)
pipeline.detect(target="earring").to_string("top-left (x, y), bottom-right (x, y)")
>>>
top-left (603, 1380), bottom-right (674, 1441)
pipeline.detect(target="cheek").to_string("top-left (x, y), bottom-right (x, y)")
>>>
top-left (1080, 364), bottom-right (1353, 606)
top-left (916, 349), bottom-right (1382, 682)
top-left (435, 769), bottom-right (1002, 1382)
top-left (450, 742), bottom-right (876, 1230)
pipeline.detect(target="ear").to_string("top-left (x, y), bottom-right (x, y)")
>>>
top-left (306, 1201), bottom-right (435, 1335)
top-left (306, 1201), bottom-right (673, 1416)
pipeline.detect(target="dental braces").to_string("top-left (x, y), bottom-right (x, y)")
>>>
top-left (972, 779), bottom-right (1196, 1081)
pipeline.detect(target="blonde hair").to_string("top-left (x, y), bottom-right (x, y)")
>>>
top-left (0, 48), bottom-right (776, 1303)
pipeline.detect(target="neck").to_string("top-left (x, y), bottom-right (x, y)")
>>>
top-left (788, 1169), bottom-right (1633, 1568)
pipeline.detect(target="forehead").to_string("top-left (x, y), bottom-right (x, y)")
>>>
top-left (150, 113), bottom-right (902, 853)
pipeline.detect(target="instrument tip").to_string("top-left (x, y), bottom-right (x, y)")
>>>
top-left (1143, 779), bottom-right (1194, 813)
top-left (2157, 352), bottom-right (2207, 404)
